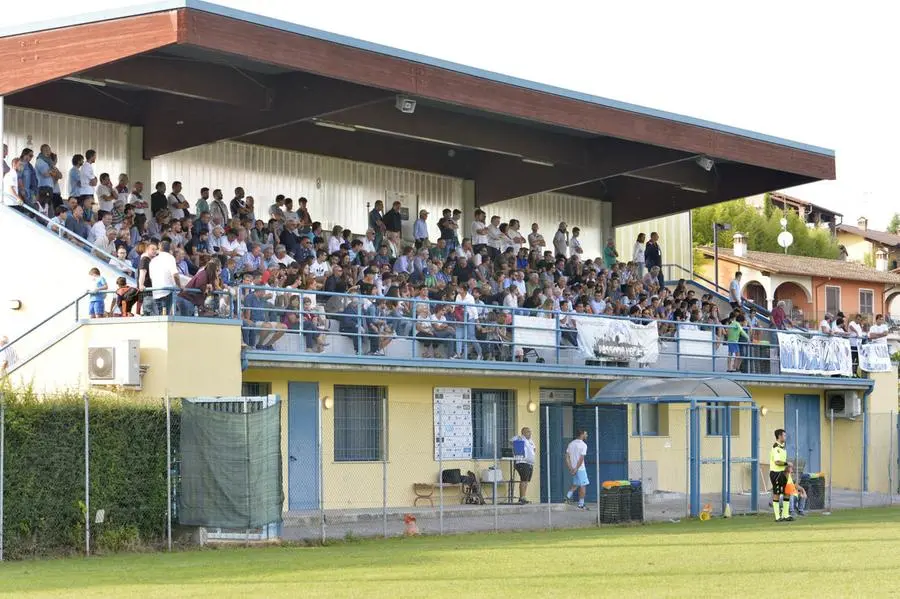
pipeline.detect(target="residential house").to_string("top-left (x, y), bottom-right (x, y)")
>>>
top-left (836, 217), bottom-right (900, 269)
top-left (701, 234), bottom-right (900, 325)
top-left (746, 192), bottom-right (843, 235)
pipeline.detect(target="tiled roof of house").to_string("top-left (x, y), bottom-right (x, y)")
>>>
top-left (836, 224), bottom-right (900, 248)
top-left (700, 247), bottom-right (900, 284)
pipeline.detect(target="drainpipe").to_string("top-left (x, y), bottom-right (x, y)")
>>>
top-left (862, 385), bottom-right (873, 492)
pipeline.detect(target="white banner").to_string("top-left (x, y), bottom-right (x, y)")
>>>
top-left (512, 315), bottom-right (557, 349)
top-left (574, 316), bottom-right (659, 364)
top-left (776, 333), bottom-right (852, 377)
top-left (859, 343), bottom-right (893, 373)
top-left (677, 326), bottom-right (714, 357)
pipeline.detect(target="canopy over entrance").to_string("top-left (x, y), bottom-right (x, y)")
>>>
top-left (589, 377), bottom-right (753, 405)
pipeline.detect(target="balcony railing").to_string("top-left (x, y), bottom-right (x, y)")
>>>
top-left (234, 285), bottom-right (870, 378)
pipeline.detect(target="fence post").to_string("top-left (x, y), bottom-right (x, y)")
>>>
top-left (750, 406), bottom-right (759, 513)
top-left (382, 397), bottom-right (388, 539)
top-left (594, 406), bottom-right (600, 527)
top-left (83, 392), bottom-right (90, 556)
top-left (165, 394), bottom-right (173, 552)
top-left (492, 400), bottom-right (498, 533)
top-left (545, 405), bottom-right (552, 531)
top-left (889, 411), bottom-right (895, 507)
top-left (1, 396), bottom-right (4, 562)
top-left (437, 399), bottom-right (444, 536)
top-left (861, 408), bottom-right (868, 507)
top-left (639, 414), bottom-right (645, 522)
top-left (319, 394), bottom-right (325, 544)
top-left (828, 409), bottom-right (834, 512)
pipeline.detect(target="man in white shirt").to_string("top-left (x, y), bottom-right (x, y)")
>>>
top-left (512, 427), bottom-right (536, 504)
top-left (128, 181), bottom-right (147, 215)
top-left (528, 222), bottom-right (546, 252)
top-left (413, 210), bottom-right (429, 245)
top-left (565, 429), bottom-right (589, 509)
top-left (362, 229), bottom-right (377, 254)
top-left (486, 215), bottom-right (503, 258)
top-left (168, 181), bottom-right (188, 220)
top-left (0, 335), bottom-right (19, 376)
top-left (729, 271), bottom-right (743, 309)
top-left (819, 313), bottom-right (834, 336)
top-left (569, 226), bottom-right (584, 256)
top-left (274, 244), bottom-right (297, 268)
top-left (148, 241), bottom-right (184, 314)
top-left (95, 172), bottom-right (116, 215)
top-left (310, 251), bottom-right (330, 278)
top-left (553, 222), bottom-right (569, 258)
top-left (89, 212), bottom-right (113, 244)
top-left (471, 209), bottom-right (490, 254)
top-left (454, 285), bottom-right (481, 359)
top-left (3, 158), bottom-right (24, 211)
top-left (79, 149), bottom-right (98, 202)
top-left (869, 314), bottom-right (889, 344)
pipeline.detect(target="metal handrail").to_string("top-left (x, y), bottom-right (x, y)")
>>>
top-left (663, 263), bottom-right (771, 318)
top-left (4, 203), bottom-right (135, 277)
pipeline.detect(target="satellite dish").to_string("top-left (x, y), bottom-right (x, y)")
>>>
top-left (777, 231), bottom-right (794, 249)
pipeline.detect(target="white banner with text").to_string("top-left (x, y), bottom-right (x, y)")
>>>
top-left (859, 343), bottom-right (893, 373)
top-left (777, 333), bottom-right (852, 377)
top-left (574, 316), bottom-right (659, 364)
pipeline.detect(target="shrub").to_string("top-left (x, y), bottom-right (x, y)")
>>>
top-left (1, 388), bottom-right (172, 559)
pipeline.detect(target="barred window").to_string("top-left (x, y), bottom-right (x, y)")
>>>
top-left (334, 385), bottom-right (386, 462)
top-left (241, 382), bottom-right (272, 397)
top-left (472, 390), bottom-right (516, 459)
top-left (706, 402), bottom-right (739, 436)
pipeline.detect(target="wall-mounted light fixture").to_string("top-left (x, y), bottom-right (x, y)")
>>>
top-left (7, 299), bottom-right (22, 310)
top-left (322, 395), bottom-right (333, 410)
top-left (527, 401), bottom-right (537, 413)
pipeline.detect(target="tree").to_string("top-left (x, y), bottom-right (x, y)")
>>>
top-left (888, 213), bottom-right (900, 234)
top-left (692, 199), bottom-right (841, 259)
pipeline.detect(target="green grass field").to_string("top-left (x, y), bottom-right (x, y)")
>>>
top-left (2, 508), bottom-right (899, 598)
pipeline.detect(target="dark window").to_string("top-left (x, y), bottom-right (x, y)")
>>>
top-left (334, 385), bottom-right (386, 462)
top-left (242, 382), bottom-right (272, 397)
top-left (472, 389), bottom-right (515, 459)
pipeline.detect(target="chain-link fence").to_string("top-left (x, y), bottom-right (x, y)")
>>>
top-left (2, 390), bottom-right (898, 557)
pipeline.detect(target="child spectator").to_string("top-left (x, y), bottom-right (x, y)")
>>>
top-left (113, 276), bottom-right (138, 317)
top-left (88, 268), bottom-right (108, 318)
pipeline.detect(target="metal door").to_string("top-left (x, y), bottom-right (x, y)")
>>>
top-left (784, 394), bottom-right (821, 473)
top-left (288, 382), bottom-right (320, 510)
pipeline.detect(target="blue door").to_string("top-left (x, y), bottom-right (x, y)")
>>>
top-left (539, 404), bottom-right (628, 503)
top-left (288, 382), bottom-right (320, 510)
top-left (784, 394), bottom-right (821, 473)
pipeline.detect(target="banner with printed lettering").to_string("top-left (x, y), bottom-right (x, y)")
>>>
top-left (859, 343), bottom-right (893, 373)
top-left (776, 333), bottom-right (852, 377)
top-left (574, 316), bottom-right (659, 364)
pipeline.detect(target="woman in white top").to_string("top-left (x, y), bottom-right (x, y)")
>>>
top-left (633, 233), bottom-right (646, 278)
top-left (327, 225), bottom-right (343, 255)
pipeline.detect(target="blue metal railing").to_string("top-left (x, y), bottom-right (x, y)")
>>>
top-left (233, 285), bottom-right (861, 377)
top-left (663, 263), bottom-right (771, 318)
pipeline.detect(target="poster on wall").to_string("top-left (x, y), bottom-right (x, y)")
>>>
top-left (573, 316), bottom-right (659, 364)
top-left (859, 343), bottom-right (893, 373)
top-left (776, 333), bottom-right (852, 377)
top-left (433, 387), bottom-right (472, 460)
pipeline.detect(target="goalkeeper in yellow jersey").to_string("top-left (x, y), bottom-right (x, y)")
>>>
top-left (769, 428), bottom-right (791, 522)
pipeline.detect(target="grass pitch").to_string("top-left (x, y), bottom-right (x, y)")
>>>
top-left (1, 508), bottom-right (898, 598)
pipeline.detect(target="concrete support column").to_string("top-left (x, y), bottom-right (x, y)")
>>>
top-left (127, 126), bottom-right (152, 189)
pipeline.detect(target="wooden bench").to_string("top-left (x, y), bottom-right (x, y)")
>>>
top-left (413, 483), bottom-right (462, 507)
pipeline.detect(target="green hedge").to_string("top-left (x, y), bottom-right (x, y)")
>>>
top-left (1, 389), bottom-right (173, 559)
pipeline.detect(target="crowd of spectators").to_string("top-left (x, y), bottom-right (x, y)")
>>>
top-left (3, 141), bottom-right (888, 366)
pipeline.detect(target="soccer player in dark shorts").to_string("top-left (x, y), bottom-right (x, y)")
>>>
top-left (769, 428), bottom-right (790, 521)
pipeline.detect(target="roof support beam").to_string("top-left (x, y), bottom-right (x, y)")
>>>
top-left (608, 178), bottom-right (714, 226)
top-left (142, 77), bottom-right (392, 158)
top-left (626, 160), bottom-right (717, 193)
top-left (332, 102), bottom-right (594, 167)
top-left (475, 141), bottom-right (689, 206)
top-left (83, 55), bottom-right (272, 108)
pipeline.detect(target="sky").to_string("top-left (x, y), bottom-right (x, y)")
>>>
top-left (6, 0), bottom-right (897, 228)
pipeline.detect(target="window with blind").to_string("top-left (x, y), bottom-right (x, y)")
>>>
top-left (472, 389), bottom-right (516, 459)
top-left (334, 385), bottom-right (386, 462)
top-left (859, 289), bottom-right (874, 317)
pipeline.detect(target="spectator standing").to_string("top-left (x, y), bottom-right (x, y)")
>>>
top-left (95, 173), bottom-right (116, 217)
top-left (368, 200), bottom-right (385, 247)
top-left (87, 267), bottom-right (108, 318)
top-left (645, 232), bottom-right (663, 287)
top-left (79, 149), bottom-right (98, 214)
top-left (603, 239), bottom-right (618, 269)
top-left (296, 197), bottom-right (313, 232)
top-left (383, 200), bottom-right (402, 235)
top-left (512, 427), bottom-right (536, 504)
top-left (149, 240), bottom-right (185, 315)
top-left (553, 222), bottom-right (569, 258)
top-left (129, 181), bottom-right (147, 215)
top-left (869, 314), bottom-right (889, 343)
top-left (68, 154), bottom-right (84, 200)
top-left (569, 226), bottom-right (584, 256)
top-left (471, 210), bottom-right (490, 255)
top-left (437, 208), bottom-right (459, 251)
top-left (633, 233), bottom-right (646, 277)
top-left (18, 148), bottom-right (39, 212)
top-left (209, 189), bottom-right (228, 224)
top-left (528, 222), bottom-right (546, 252)
top-left (230, 187), bottom-right (248, 219)
top-left (0, 335), bottom-right (19, 376)
top-left (194, 187), bottom-right (211, 217)
top-left (771, 300), bottom-right (792, 330)
top-left (35, 144), bottom-right (58, 211)
top-left (3, 158), bottom-right (25, 213)
top-left (414, 209), bottom-right (429, 246)
top-left (565, 429), bottom-right (589, 509)
top-left (168, 181), bottom-right (188, 220)
top-left (729, 271), bottom-right (743, 309)
top-left (150, 182), bottom-right (167, 215)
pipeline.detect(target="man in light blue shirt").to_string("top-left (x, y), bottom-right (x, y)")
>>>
top-left (413, 209), bottom-right (429, 247)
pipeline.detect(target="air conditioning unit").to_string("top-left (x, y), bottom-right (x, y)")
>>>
top-left (825, 391), bottom-right (862, 419)
top-left (87, 340), bottom-right (140, 386)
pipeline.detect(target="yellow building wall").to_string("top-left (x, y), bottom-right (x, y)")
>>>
top-left (246, 368), bottom-right (593, 510)
top-left (836, 232), bottom-right (873, 264)
top-left (244, 366), bottom-right (895, 510)
top-left (8, 320), bottom-right (243, 398)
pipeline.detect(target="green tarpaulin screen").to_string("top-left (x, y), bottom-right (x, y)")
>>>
top-left (178, 400), bottom-right (283, 528)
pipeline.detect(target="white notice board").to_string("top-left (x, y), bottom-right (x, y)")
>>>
top-left (434, 387), bottom-right (472, 460)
